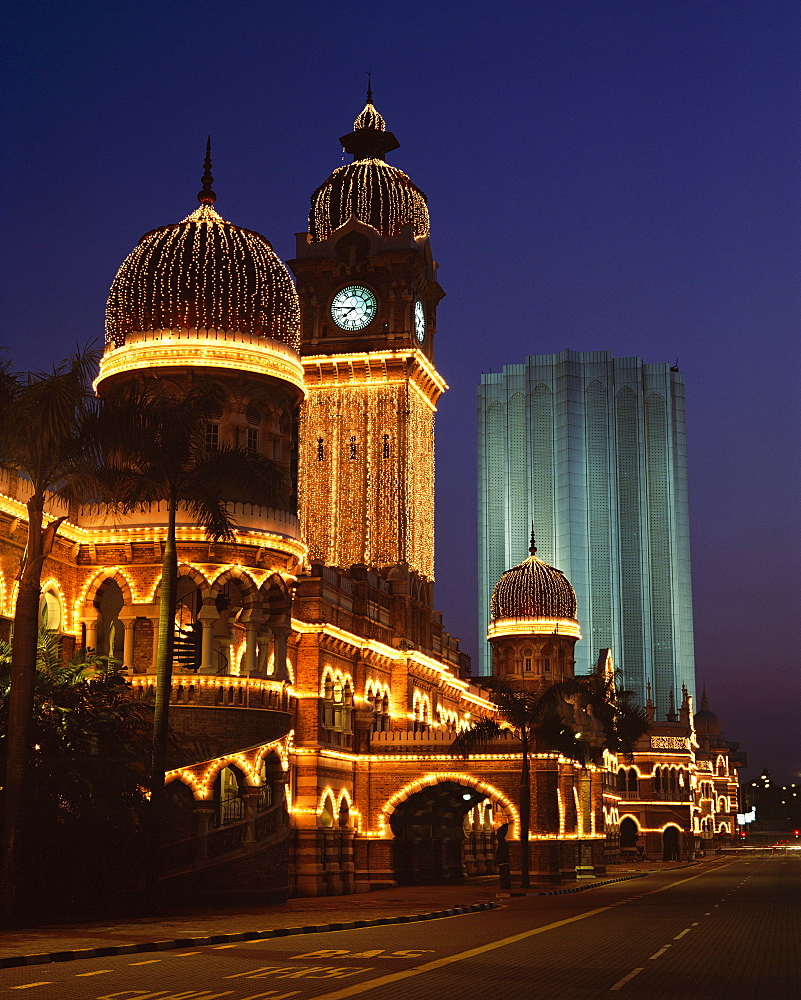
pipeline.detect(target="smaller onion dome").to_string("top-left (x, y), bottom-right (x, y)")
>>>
top-left (106, 141), bottom-right (300, 350)
top-left (309, 88), bottom-right (429, 243)
top-left (491, 532), bottom-right (578, 622)
top-left (694, 689), bottom-right (722, 737)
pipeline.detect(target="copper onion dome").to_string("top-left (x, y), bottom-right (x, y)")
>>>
top-left (106, 142), bottom-right (300, 350)
top-left (308, 89), bottom-right (430, 243)
top-left (490, 532), bottom-right (578, 622)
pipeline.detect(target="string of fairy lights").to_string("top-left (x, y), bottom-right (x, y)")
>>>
top-left (353, 100), bottom-right (386, 132)
top-left (298, 382), bottom-right (435, 580)
top-left (309, 159), bottom-right (430, 243)
top-left (106, 204), bottom-right (300, 350)
top-left (490, 553), bottom-right (578, 621)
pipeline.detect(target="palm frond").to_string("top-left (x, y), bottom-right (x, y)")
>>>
top-left (450, 717), bottom-right (506, 757)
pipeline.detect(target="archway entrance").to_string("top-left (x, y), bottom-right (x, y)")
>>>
top-left (620, 817), bottom-right (638, 853)
top-left (389, 781), bottom-right (492, 885)
top-left (663, 825), bottom-right (680, 861)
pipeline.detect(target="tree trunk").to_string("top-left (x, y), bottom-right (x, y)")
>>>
top-left (150, 495), bottom-right (177, 861)
top-left (0, 498), bottom-right (45, 924)
top-left (520, 727), bottom-right (531, 888)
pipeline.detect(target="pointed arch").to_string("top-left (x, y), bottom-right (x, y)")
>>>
top-left (210, 567), bottom-right (258, 607)
top-left (78, 568), bottom-right (135, 624)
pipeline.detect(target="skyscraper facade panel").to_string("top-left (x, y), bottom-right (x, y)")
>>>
top-left (477, 349), bottom-right (696, 714)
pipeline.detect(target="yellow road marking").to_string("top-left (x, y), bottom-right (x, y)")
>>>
top-left (75, 969), bottom-right (112, 976)
top-left (610, 967), bottom-right (644, 990)
top-left (213, 944), bottom-right (239, 949)
top-left (674, 928), bottom-right (691, 940)
top-left (9, 985), bottom-right (52, 991)
top-left (175, 951), bottom-right (200, 956)
top-left (128, 959), bottom-right (161, 965)
top-left (300, 864), bottom-right (731, 1000)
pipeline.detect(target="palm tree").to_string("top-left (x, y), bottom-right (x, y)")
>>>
top-left (95, 378), bottom-right (292, 849)
top-left (549, 664), bottom-right (650, 762)
top-left (0, 346), bottom-right (106, 922)
top-left (450, 680), bottom-right (581, 888)
top-left (0, 625), bottom-right (153, 915)
top-left (451, 670), bottom-right (649, 888)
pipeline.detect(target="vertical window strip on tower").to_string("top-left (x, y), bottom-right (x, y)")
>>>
top-left (615, 386), bottom-right (645, 701)
top-left (530, 383), bottom-right (555, 563)
top-left (645, 391), bottom-right (674, 715)
top-left (507, 392), bottom-right (528, 568)
top-left (486, 401), bottom-right (507, 607)
top-left (585, 381), bottom-right (613, 652)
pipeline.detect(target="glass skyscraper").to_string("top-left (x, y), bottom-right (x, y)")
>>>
top-left (477, 349), bottom-right (696, 714)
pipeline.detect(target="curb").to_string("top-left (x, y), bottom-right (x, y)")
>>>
top-left (537, 860), bottom-right (702, 896)
top-left (0, 902), bottom-right (498, 970)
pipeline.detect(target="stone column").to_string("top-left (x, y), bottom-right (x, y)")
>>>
top-left (238, 608), bottom-right (263, 677)
top-left (242, 785), bottom-right (263, 844)
top-left (197, 603), bottom-right (219, 675)
top-left (83, 616), bottom-right (101, 655)
top-left (119, 615), bottom-right (137, 673)
top-left (257, 629), bottom-right (273, 676)
top-left (194, 802), bottom-right (216, 860)
top-left (272, 624), bottom-right (290, 682)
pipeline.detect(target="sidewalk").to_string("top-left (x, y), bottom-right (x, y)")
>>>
top-left (0, 860), bottom-right (698, 968)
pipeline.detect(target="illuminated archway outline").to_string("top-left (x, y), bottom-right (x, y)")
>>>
top-left (379, 773), bottom-right (519, 838)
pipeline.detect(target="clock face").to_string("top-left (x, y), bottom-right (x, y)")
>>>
top-left (330, 285), bottom-right (377, 332)
top-left (414, 300), bottom-right (426, 343)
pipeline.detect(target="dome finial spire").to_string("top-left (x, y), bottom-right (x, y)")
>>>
top-left (529, 522), bottom-right (537, 556)
top-left (366, 69), bottom-right (373, 105)
top-left (198, 135), bottom-right (216, 205)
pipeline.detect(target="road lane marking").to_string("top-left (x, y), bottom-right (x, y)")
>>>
top-left (649, 946), bottom-right (671, 959)
top-left (129, 959), bottom-right (162, 965)
top-left (176, 951), bottom-right (201, 956)
top-left (674, 928), bottom-right (691, 940)
top-left (75, 969), bottom-right (112, 976)
top-left (9, 985), bottom-right (51, 991)
top-left (691, 921), bottom-right (699, 926)
top-left (610, 968), bottom-right (644, 990)
top-left (297, 864), bottom-right (732, 1000)
top-left (214, 944), bottom-right (239, 949)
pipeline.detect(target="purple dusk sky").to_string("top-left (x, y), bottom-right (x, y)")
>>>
top-left (3, 2), bottom-right (799, 781)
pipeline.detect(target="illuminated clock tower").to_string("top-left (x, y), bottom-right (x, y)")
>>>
top-left (290, 90), bottom-right (446, 582)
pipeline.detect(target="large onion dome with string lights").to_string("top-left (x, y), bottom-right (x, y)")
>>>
top-left (487, 531), bottom-right (582, 641)
top-left (97, 142), bottom-right (304, 396)
top-left (308, 87), bottom-right (430, 242)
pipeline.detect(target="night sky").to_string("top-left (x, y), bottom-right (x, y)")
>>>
top-left (3, 2), bottom-right (799, 781)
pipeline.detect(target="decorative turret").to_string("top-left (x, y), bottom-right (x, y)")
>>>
top-left (487, 529), bottom-right (581, 689)
top-left (308, 89), bottom-right (429, 243)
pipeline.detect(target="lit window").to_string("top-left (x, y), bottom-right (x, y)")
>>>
top-left (349, 435), bottom-right (357, 459)
top-left (383, 433), bottom-right (390, 458)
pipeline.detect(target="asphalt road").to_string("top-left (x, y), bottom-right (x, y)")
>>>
top-left (1, 857), bottom-right (797, 1000)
